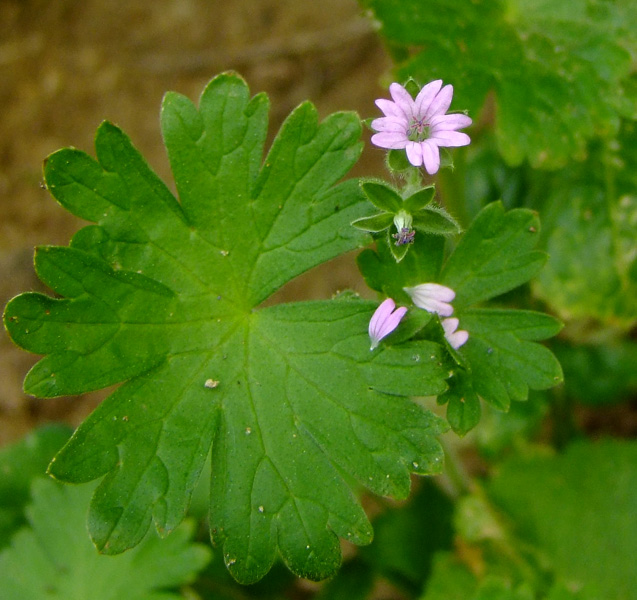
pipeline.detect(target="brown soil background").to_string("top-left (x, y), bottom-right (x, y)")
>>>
top-left (0, 0), bottom-right (392, 446)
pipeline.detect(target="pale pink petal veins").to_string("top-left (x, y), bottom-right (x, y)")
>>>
top-left (369, 298), bottom-right (395, 338)
top-left (406, 141), bottom-right (423, 166)
top-left (423, 84), bottom-right (454, 121)
top-left (371, 132), bottom-right (408, 149)
top-left (414, 79), bottom-right (443, 117)
top-left (381, 306), bottom-right (408, 337)
top-left (375, 98), bottom-right (405, 118)
top-left (369, 298), bottom-right (408, 350)
top-left (430, 130), bottom-right (471, 147)
top-left (388, 83), bottom-right (415, 118)
top-left (429, 113), bottom-right (473, 130)
top-left (371, 116), bottom-right (409, 132)
top-left (404, 283), bottom-right (455, 316)
top-left (421, 140), bottom-right (440, 175)
top-left (416, 283), bottom-right (456, 302)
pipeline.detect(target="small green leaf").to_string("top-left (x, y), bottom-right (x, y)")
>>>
top-left (361, 181), bottom-right (403, 212)
top-left (441, 375), bottom-right (481, 437)
top-left (403, 186), bottom-right (435, 212)
top-left (0, 478), bottom-right (210, 599)
top-left (351, 212), bottom-right (394, 232)
top-left (458, 309), bottom-right (563, 411)
top-left (441, 202), bottom-right (546, 310)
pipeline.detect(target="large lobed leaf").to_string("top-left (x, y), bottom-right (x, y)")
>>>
top-left (3, 73), bottom-right (450, 583)
top-left (361, 0), bottom-right (635, 168)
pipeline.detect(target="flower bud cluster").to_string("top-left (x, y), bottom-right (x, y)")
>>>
top-left (404, 283), bottom-right (468, 349)
top-left (368, 283), bottom-right (468, 351)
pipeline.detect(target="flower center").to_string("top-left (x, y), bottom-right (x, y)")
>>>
top-left (407, 118), bottom-right (430, 142)
top-left (393, 227), bottom-right (415, 246)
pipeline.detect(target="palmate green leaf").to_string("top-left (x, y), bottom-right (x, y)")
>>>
top-left (362, 0), bottom-right (634, 168)
top-left (3, 73), bottom-right (451, 583)
top-left (0, 478), bottom-right (210, 600)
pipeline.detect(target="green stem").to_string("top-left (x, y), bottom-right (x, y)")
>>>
top-left (401, 166), bottom-right (425, 198)
top-left (438, 436), bottom-right (472, 498)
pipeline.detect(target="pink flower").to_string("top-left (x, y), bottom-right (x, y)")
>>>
top-left (371, 80), bottom-right (472, 174)
top-left (442, 318), bottom-right (469, 349)
top-left (368, 298), bottom-right (408, 350)
top-left (403, 283), bottom-right (455, 317)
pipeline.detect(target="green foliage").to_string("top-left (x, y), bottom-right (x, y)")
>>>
top-left (488, 440), bottom-right (637, 599)
top-left (359, 201), bottom-right (563, 433)
top-left (532, 122), bottom-right (637, 327)
top-left (3, 72), bottom-right (453, 583)
top-left (362, 0), bottom-right (635, 168)
top-left (0, 425), bottom-right (71, 549)
top-left (554, 339), bottom-right (637, 405)
top-left (0, 478), bottom-right (210, 600)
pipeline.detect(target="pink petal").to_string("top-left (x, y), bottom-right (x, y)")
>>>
top-left (388, 83), bottom-right (414, 118)
top-left (423, 84), bottom-right (453, 120)
top-left (381, 306), bottom-right (408, 338)
top-left (442, 318), bottom-right (459, 335)
top-left (369, 299), bottom-right (407, 350)
top-left (414, 283), bottom-right (456, 302)
top-left (442, 318), bottom-right (469, 349)
top-left (375, 98), bottom-right (405, 118)
top-left (430, 130), bottom-right (471, 147)
top-left (429, 113), bottom-right (472, 130)
top-left (405, 141), bottom-right (423, 166)
top-left (369, 298), bottom-right (395, 338)
top-left (450, 329), bottom-right (469, 348)
top-left (371, 116), bottom-right (408, 133)
top-left (420, 140), bottom-right (440, 175)
top-left (404, 283), bottom-right (455, 316)
top-left (414, 79), bottom-right (443, 118)
top-left (371, 132), bottom-right (408, 149)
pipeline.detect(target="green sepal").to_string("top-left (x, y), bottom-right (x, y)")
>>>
top-left (403, 186), bottom-right (435, 212)
top-left (386, 149), bottom-right (412, 172)
top-left (351, 212), bottom-right (394, 232)
top-left (403, 78), bottom-right (420, 97)
top-left (360, 181), bottom-right (403, 212)
top-left (412, 206), bottom-right (462, 236)
top-left (388, 230), bottom-right (412, 263)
